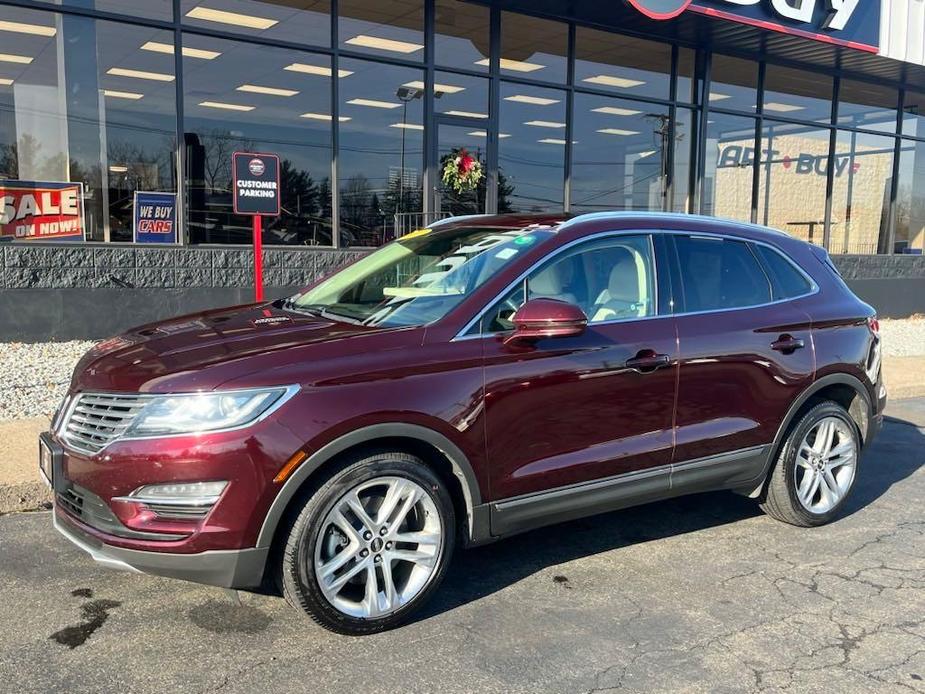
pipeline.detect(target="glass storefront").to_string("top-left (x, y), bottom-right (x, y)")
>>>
top-left (0, 0), bottom-right (923, 255)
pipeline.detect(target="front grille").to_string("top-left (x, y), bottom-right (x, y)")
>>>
top-left (61, 392), bottom-right (151, 454)
top-left (57, 487), bottom-right (84, 518)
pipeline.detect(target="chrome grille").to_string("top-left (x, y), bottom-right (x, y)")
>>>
top-left (61, 393), bottom-right (151, 454)
top-left (145, 503), bottom-right (211, 520)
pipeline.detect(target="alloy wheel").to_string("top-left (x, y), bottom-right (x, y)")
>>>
top-left (312, 476), bottom-right (443, 619)
top-left (793, 416), bottom-right (858, 514)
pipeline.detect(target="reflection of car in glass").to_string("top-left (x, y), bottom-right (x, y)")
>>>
top-left (43, 212), bottom-right (885, 635)
top-left (186, 187), bottom-right (369, 247)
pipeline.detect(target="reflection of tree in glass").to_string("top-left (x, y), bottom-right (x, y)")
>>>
top-left (0, 143), bottom-right (15, 179)
top-left (107, 139), bottom-right (175, 191)
top-left (201, 129), bottom-right (257, 193)
top-left (3, 134), bottom-right (71, 181)
top-left (279, 159), bottom-right (319, 218)
top-left (342, 174), bottom-right (373, 231)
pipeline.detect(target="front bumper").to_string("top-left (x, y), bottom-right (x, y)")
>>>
top-left (54, 509), bottom-right (268, 589)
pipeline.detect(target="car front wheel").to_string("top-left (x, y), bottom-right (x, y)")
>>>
top-left (760, 401), bottom-right (861, 527)
top-left (279, 451), bottom-right (455, 634)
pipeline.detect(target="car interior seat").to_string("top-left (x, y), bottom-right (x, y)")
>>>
top-left (590, 247), bottom-right (649, 321)
top-left (528, 263), bottom-right (579, 305)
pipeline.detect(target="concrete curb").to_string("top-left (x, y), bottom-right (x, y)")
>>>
top-left (0, 481), bottom-right (51, 515)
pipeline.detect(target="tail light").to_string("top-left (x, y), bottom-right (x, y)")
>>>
top-left (865, 315), bottom-right (882, 385)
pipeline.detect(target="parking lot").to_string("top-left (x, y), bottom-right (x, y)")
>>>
top-left (1, 400), bottom-right (923, 693)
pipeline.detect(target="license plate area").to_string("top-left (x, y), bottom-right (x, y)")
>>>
top-left (38, 432), bottom-right (65, 493)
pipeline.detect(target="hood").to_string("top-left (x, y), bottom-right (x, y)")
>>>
top-left (70, 303), bottom-right (411, 393)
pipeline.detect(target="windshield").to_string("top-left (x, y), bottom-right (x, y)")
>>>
top-left (284, 225), bottom-right (556, 327)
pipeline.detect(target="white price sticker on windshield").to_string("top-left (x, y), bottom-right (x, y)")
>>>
top-left (495, 248), bottom-right (518, 260)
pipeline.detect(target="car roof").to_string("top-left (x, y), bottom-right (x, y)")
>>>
top-left (430, 211), bottom-right (799, 248)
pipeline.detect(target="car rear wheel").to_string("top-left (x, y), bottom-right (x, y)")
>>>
top-left (279, 450), bottom-right (455, 635)
top-left (760, 401), bottom-right (861, 527)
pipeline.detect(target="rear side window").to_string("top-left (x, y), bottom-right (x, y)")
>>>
top-left (675, 236), bottom-right (772, 312)
top-left (753, 245), bottom-right (813, 300)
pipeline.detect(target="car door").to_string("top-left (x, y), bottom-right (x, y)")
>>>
top-left (472, 233), bottom-right (679, 532)
top-left (668, 233), bottom-right (815, 492)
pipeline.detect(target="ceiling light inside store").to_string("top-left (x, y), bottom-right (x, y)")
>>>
top-left (390, 123), bottom-right (424, 130)
top-left (186, 6), bottom-right (278, 30)
top-left (141, 41), bottom-right (221, 60)
top-left (300, 112), bottom-right (351, 121)
top-left (108, 165), bottom-right (128, 173)
top-left (637, 150), bottom-right (656, 158)
top-left (285, 63), bottom-right (353, 78)
top-left (592, 106), bottom-right (642, 116)
top-left (537, 138), bottom-right (575, 145)
top-left (709, 92), bottom-right (731, 101)
top-left (347, 98), bottom-right (401, 109)
top-left (107, 67), bottom-right (174, 82)
top-left (524, 120), bottom-right (566, 128)
top-left (763, 102), bottom-right (806, 113)
top-left (469, 130), bottom-right (511, 138)
top-left (199, 101), bottom-right (255, 111)
top-left (237, 84), bottom-right (299, 97)
top-left (582, 75), bottom-right (645, 89)
top-left (103, 89), bottom-right (144, 100)
top-left (0, 78), bottom-right (12, 86)
top-left (597, 128), bottom-right (641, 136)
top-left (345, 35), bottom-right (424, 54)
top-left (475, 58), bottom-right (545, 73)
top-left (402, 80), bottom-right (465, 94)
top-left (444, 110), bottom-right (488, 119)
top-left (505, 95), bottom-right (560, 106)
top-left (0, 20), bottom-right (56, 36)
top-left (0, 53), bottom-right (33, 65)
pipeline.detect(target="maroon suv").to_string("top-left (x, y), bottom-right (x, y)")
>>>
top-left (41, 212), bottom-right (885, 634)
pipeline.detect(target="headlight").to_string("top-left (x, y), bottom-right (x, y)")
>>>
top-left (125, 386), bottom-right (297, 437)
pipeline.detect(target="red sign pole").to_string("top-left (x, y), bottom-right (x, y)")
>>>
top-left (253, 215), bottom-right (264, 302)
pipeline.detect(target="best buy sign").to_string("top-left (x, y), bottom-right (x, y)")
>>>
top-left (624, 0), bottom-right (876, 51)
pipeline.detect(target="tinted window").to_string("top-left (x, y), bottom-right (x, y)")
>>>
top-left (754, 245), bottom-right (813, 300)
top-left (675, 237), bottom-right (771, 312)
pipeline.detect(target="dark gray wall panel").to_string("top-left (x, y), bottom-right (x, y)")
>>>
top-left (0, 287), bottom-right (301, 342)
top-left (844, 279), bottom-right (925, 319)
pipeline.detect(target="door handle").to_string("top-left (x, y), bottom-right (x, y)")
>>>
top-left (771, 335), bottom-right (805, 354)
top-left (625, 351), bottom-right (671, 373)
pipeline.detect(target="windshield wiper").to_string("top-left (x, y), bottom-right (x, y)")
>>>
top-left (290, 303), bottom-right (362, 324)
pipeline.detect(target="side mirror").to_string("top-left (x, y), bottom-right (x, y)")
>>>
top-left (503, 298), bottom-right (588, 346)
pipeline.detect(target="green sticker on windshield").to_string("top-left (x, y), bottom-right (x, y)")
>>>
top-left (514, 235), bottom-right (536, 246)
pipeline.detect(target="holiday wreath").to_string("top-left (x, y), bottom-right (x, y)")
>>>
top-left (441, 147), bottom-right (484, 194)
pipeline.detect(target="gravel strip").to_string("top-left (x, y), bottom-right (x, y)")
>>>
top-left (879, 318), bottom-right (925, 357)
top-left (0, 318), bottom-right (923, 422)
top-left (0, 341), bottom-right (95, 421)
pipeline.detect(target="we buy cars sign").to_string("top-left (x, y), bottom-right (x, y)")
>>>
top-left (0, 180), bottom-right (85, 241)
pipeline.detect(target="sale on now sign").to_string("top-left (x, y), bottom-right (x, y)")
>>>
top-left (0, 180), bottom-right (85, 241)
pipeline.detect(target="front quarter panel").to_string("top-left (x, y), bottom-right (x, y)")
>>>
top-left (264, 335), bottom-right (489, 501)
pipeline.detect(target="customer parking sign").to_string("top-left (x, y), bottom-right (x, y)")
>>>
top-left (133, 191), bottom-right (177, 244)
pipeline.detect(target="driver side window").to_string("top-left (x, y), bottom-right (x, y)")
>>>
top-left (479, 234), bottom-right (657, 334)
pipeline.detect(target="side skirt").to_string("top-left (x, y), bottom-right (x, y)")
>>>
top-left (488, 445), bottom-right (770, 539)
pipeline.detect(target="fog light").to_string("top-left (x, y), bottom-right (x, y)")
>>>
top-left (113, 481), bottom-right (228, 520)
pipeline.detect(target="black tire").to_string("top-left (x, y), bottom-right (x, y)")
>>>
top-left (760, 400), bottom-right (861, 527)
top-left (279, 449), bottom-right (455, 635)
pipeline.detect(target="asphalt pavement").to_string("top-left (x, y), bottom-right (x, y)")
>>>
top-left (1, 402), bottom-right (924, 693)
